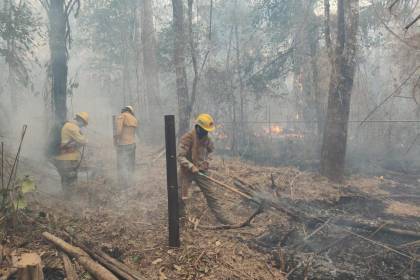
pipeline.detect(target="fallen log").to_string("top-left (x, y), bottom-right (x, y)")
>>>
top-left (62, 254), bottom-right (78, 280)
top-left (85, 251), bottom-right (137, 280)
top-left (42, 232), bottom-right (118, 280)
top-left (62, 231), bottom-right (143, 280)
top-left (79, 244), bottom-right (143, 280)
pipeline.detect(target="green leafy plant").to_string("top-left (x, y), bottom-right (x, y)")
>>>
top-left (0, 175), bottom-right (36, 227)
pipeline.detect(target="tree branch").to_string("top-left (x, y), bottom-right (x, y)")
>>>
top-left (388, 0), bottom-right (400, 11)
top-left (359, 66), bottom-right (420, 126)
top-left (372, 2), bottom-right (419, 50)
top-left (405, 14), bottom-right (420, 30)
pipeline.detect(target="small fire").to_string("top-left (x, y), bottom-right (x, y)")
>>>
top-left (263, 125), bottom-right (284, 135)
top-left (260, 125), bottom-right (304, 139)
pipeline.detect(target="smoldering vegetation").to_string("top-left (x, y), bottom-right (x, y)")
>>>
top-left (0, 0), bottom-right (419, 279)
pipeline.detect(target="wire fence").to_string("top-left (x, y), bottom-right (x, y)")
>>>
top-left (213, 120), bottom-right (420, 171)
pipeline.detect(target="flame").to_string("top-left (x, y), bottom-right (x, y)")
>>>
top-left (270, 125), bottom-right (284, 134)
top-left (261, 125), bottom-right (304, 139)
top-left (263, 125), bottom-right (284, 135)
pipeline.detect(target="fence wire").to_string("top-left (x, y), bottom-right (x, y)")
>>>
top-left (213, 120), bottom-right (420, 171)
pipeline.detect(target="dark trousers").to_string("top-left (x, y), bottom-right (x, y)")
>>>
top-left (54, 160), bottom-right (79, 193)
top-left (116, 143), bottom-right (136, 188)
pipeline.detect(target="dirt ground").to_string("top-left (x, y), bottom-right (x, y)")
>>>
top-left (2, 140), bottom-right (420, 279)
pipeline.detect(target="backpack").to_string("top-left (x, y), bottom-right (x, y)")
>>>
top-left (45, 122), bottom-right (66, 158)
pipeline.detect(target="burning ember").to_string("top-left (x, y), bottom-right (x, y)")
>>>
top-left (267, 125), bottom-right (284, 135)
top-left (260, 125), bottom-right (304, 139)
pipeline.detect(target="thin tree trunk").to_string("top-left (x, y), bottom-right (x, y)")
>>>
top-left (234, 21), bottom-right (245, 145)
top-left (226, 25), bottom-right (237, 154)
top-left (172, 0), bottom-right (190, 136)
top-left (8, 65), bottom-right (17, 112)
top-left (188, 0), bottom-right (199, 117)
top-left (321, 0), bottom-right (359, 181)
top-left (141, 0), bottom-right (161, 110)
top-left (6, 0), bottom-right (17, 111)
top-left (232, 0), bottom-right (246, 148)
top-left (324, 0), bottom-right (333, 63)
top-left (48, 0), bottom-right (68, 124)
top-left (309, 31), bottom-right (324, 140)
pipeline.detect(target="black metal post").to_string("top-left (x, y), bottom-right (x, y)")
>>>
top-left (165, 115), bottom-right (180, 247)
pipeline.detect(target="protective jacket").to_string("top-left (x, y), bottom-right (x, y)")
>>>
top-left (55, 121), bottom-right (87, 161)
top-left (116, 112), bottom-right (138, 145)
top-left (178, 129), bottom-right (214, 172)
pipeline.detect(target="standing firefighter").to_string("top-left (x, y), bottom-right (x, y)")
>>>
top-left (54, 112), bottom-right (89, 193)
top-left (114, 106), bottom-right (138, 188)
top-left (177, 114), bottom-right (215, 200)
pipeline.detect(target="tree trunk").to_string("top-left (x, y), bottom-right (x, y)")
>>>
top-left (320, 0), bottom-right (359, 181)
top-left (234, 18), bottom-right (245, 148)
top-left (135, 8), bottom-right (148, 121)
top-left (187, 0), bottom-right (199, 118)
top-left (62, 253), bottom-right (78, 280)
top-left (172, 0), bottom-right (190, 136)
top-left (8, 65), bottom-right (17, 112)
top-left (292, 1), bottom-right (320, 136)
top-left (48, 0), bottom-right (68, 124)
top-left (5, 0), bottom-right (17, 112)
top-left (141, 0), bottom-right (161, 111)
top-left (309, 32), bottom-right (324, 140)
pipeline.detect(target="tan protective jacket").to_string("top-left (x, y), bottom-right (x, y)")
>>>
top-left (116, 112), bottom-right (138, 145)
top-left (55, 121), bottom-right (87, 161)
top-left (177, 129), bottom-right (214, 172)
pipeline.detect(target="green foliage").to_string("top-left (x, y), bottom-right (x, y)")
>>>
top-left (13, 176), bottom-right (36, 209)
top-left (157, 25), bottom-right (175, 73)
top-left (1, 175), bottom-right (36, 229)
top-left (77, 0), bottom-right (138, 71)
top-left (0, 0), bottom-right (42, 88)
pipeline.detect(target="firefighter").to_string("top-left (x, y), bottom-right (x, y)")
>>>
top-left (54, 112), bottom-right (89, 193)
top-left (177, 113), bottom-right (215, 200)
top-left (114, 106), bottom-right (138, 188)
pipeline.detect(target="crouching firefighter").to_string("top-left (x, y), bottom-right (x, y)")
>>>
top-left (114, 106), bottom-right (138, 188)
top-left (53, 112), bottom-right (89, 193)
top-left (177, 114), bottom-right (215, 203)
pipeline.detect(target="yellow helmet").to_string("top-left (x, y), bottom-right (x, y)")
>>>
top-left (124, 105), bottom-right (134, 113)
top-left (75, 112), bottom-right (89, 125)
top-left (195, 113), bottom-right (215, 132)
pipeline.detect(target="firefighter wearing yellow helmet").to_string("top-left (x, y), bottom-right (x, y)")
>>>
top-left (114, 105), bottom-right (139, 188)
top-left (54, 112), bottom-right (89, 194)
top-left (177, 114), bottom-right (215, 202)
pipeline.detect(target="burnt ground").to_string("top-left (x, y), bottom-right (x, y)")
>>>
top-left (2, 141), bottom-right (420, 279)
